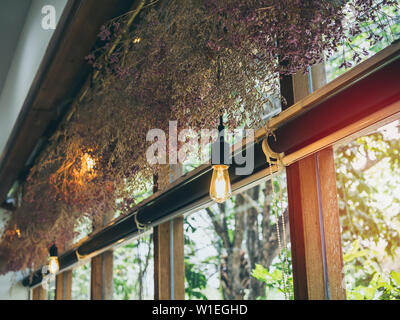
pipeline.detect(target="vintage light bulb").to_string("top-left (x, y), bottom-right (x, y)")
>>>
top-left (85, 154), bottom-right (95, 171)
top-left (48, 256), bottom-right (59, 274)
top-left (209, 164), bottom-right (232, 203)
top-left (48, 244), bottom-right (59, 274)
top-left (210, 116), bottom-right (232, 203)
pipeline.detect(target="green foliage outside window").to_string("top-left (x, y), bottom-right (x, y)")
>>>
top-left (72, 263), bottom-right (90, 300)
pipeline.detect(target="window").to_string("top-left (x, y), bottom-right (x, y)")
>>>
top-left (325, 1), bottom-right (400, 82)
top-left (47, 287), bottom-right (55, 300)
top-left (72, 262), bottom-right (90, 300)
top-left (113, 233), bottom-right (154, 300)
top-left (184, 173), bottom-right (292, 300)
top-left (334, 119), bottom-right (400, 299)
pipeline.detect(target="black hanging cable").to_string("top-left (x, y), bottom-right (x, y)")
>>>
top-left (49, 244), bottom-right (58, 257)
top-left (90, 69), bottom-right (94, 89)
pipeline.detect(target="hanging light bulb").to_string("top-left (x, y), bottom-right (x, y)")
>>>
top-left (85, 153), bottom-right (95, 171)
top-left (210, 164), bottom-right (232, 203)
top-left (210, 116), bottom-right (232, 203)
top-left (48, 244), bottom-right (59, 274)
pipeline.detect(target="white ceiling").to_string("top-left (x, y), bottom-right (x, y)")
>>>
top-left (0, 0), bottom-right (32, 95)
top-left (0, 0), bottom-right (68, 162)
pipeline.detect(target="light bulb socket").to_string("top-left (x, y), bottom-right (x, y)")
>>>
top-left (211, 116), bottom-right (231, 166)
top-left (217, 115), bottom-right (224, 132)
top-left (49, 244), bottom-right (58, 257)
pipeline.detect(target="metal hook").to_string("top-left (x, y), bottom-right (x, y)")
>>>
top-left (261, 122), bottom-right (285, 170)
top-left (134, 213), bottom-right (146, 231)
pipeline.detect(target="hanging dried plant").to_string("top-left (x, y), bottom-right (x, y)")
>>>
top-left (0, 0), bottom-right (398, 274)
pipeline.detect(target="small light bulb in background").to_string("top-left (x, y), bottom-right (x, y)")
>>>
top-left (85, 154), bottom-right (95, 171)
top-left (209, 164), bottom-right (232, 203)
top-left (48, 256), bottom-right (59, 274)
top-left (48, 244), bottom-right (59, 274)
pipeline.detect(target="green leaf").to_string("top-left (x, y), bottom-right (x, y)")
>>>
top-left (364, 287), bottom-right (376, 300)
top-left (343, 249), bottom-right (369, 263)
top-left (271, 269), bottom-right (283, 281)
top-left (349, 290), bottom-right (364, 300)
top-left (391, 271), bottom-right (400, 287)
top-left (251, 264), bottom-right (270, 282)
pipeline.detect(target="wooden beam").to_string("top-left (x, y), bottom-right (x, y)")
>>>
top-left (282, 99), bottom-right (400, 166)
top-left (283, 63), bottom-right (345, 300)
top-left (153, 222), bottom-right (171, 300)
top-left (55, 270), bottom-right (72, 300)
top-left (270, 58), bottom-right (400, 155)
top-left (287, 147), bottom-right (345, 299)
top-left (269, 41), bottom-right (400, 131)
top-left (90, 210), bottom-right (114, 300)
top-left (316, 148), bottom-right (346, 300)
top-left (90, 250), bottom-right (113, 300)
top-left (154, 166), bottom-right (185, 300)
top-left (154, 217), bottom-right (185, 300)
top-left (55, 273), bottom-right (63, 300)
top-left (172, 217), bottom-right (185, 299)
top-left (55, 244), bottom-right (72, 300)
top-left (287, 155), bottom-right (324, 299)
top-left (32, 286), bottom-right (47, 300)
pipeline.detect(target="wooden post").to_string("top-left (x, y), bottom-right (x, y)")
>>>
top-left (154, 217), bottom-right (185, 300)
top-left (90, 211), bottom-right (114, 300)
top-left (286, 148), bottom-right (345, 299)
top-left (55, 243), bottom-right (72, 300)
top-left (153, 165), bottom-right (185, 300)
top-left (32, 286), bottom-right (47, 300)
top-left (91, 251), bottom-right (114, 300)
top-left (55, 270), bottom-right (72, 300)
top-left (281, 63), bottom-right (345, 300)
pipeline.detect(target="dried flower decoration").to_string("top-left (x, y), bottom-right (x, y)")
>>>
top-left (0, 0), bottom-right (398, 273)
top-left (4, 225), bottom-right (21, 241)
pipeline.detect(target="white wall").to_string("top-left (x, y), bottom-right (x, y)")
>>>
top-left (0, 2), bottom-right (69, 298)
top-left (0, 0), bottom-right (68, 161)
top-left (0, 272), bottom-right (30, 300)
top-left (0, 208), bottom-right (30, 300)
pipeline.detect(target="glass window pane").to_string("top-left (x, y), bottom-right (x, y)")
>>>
top-left (334, 119), bottom-right (400, 300)
top-left (72, 262), bottom-right (90, 300)
top-left (47, 288), bottom-right (55, 300)
top-left (113, 233), bottom-right (154, 300)
top-left (184, 173), bottom-right (292, 300)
